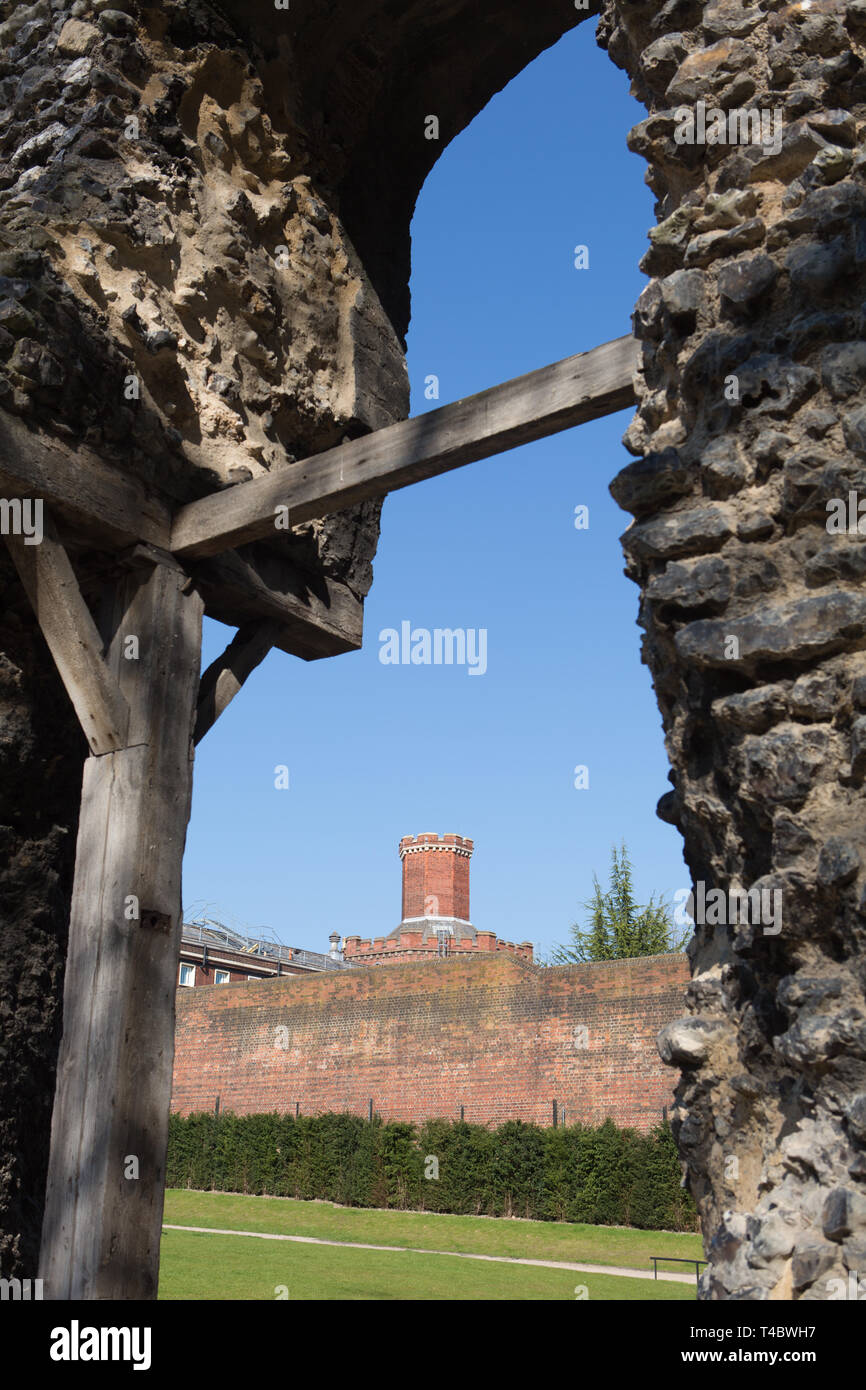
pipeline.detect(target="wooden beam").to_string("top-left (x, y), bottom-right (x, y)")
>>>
top-left (63, 539), bottom-right (363, 663)
top-left (171, 335), bottom-right (641, 559)
top-left (39, 560), bottom-right (204, 1299)
top-left (0, 411), bottom-right (172, 551)
top-left (194, 620), bottom-right (281, 745)
top-left (191, 545), bottom-right (364, 660)
top-left (5, 509), bottom-right (130, 754)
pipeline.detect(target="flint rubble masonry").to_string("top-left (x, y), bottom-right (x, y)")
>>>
top-left (601, 0), bottom-right (866, 1301)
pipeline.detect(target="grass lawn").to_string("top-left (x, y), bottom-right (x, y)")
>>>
top-left (159, 1191), bottom-right (701, 1300)
top-left (158, 1229), bottom-right (696, 1301)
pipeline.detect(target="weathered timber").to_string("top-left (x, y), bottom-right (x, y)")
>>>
top-left (4, 510), bottom-right (130, 755)
top-left (67, 539), bottom-right (362, 662)
top-left (0, 413), bottom-right (362, 659)
top-left (0, 411), bottom-right (172, 550)
top-left (190, 545), bottom-right (364, 659)
top-left (171, 335), bottom-right (640, 559)
top-left (38, 561), bottom-right (204, 1300)
top-left (194, 619), bottom-right (282, 745)
top-left (118, 542), bottom-right (188, 575)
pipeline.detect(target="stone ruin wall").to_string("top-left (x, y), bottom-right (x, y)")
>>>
top-left (601, 0), bottom-right (866, 1299)
top-left (0, 0), bottom-right (581, 1279)
top-left (3, 0), bottom-right (866, 1300)
top-left (0, 0), bottom-right (407, 1276)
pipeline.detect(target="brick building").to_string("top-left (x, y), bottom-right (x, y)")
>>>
top-left (171, 832), bottom-right (689, 1130)
top-left (343, 833), bottom-right (533, 965)
top-left (177, 920), bottom-right (346, 989)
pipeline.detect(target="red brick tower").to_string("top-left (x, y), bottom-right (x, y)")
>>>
top-left (399, 832), bottom-right (473, 923)
top-left (341, 834), bottom-right (533, 964)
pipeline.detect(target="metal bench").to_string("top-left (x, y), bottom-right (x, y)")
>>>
top-left (651, 1256), bottom-right (707, 1281)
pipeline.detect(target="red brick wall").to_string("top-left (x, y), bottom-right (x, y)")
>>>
top-left (342, 933), bottom-right (534, 964)
top-left (171, 953), bottom-right (689, 1131)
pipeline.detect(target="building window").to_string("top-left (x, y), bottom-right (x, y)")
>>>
top-left (179, 963), bottom-right (195, 987)
top-left (214, 970), bottom-right (230, 984)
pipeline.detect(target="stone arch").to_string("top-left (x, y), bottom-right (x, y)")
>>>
top-left (1, 0), bottom-right (865, 1301)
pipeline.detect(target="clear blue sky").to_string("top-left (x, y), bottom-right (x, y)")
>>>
top-left (182, 22), bottom-right (690, 957)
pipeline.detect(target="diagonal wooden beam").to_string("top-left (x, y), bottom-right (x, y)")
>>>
top-left (5, 508), bottom-right (130, 754)
top-left (171, 334), bottom-right (640, 560)
top-left (190, 546), bottom-right (364, 660)
top-left (194, 620), bottom-right (283, 745)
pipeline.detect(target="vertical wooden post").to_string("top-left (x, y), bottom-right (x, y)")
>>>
top-left (39, 560), bottom-right (204, 1299)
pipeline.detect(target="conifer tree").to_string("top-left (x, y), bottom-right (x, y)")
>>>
top-left (551, 842), bottom-right (687, 963)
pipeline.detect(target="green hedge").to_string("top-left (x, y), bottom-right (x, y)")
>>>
top-left (167, 1112), bottom-right (697, 1231)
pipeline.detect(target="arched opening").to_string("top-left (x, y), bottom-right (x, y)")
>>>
top-left (182, 23), bottom-right (686, 964)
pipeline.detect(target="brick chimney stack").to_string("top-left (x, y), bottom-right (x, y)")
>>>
top-left (399, 833), bottom-right (473, 924)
